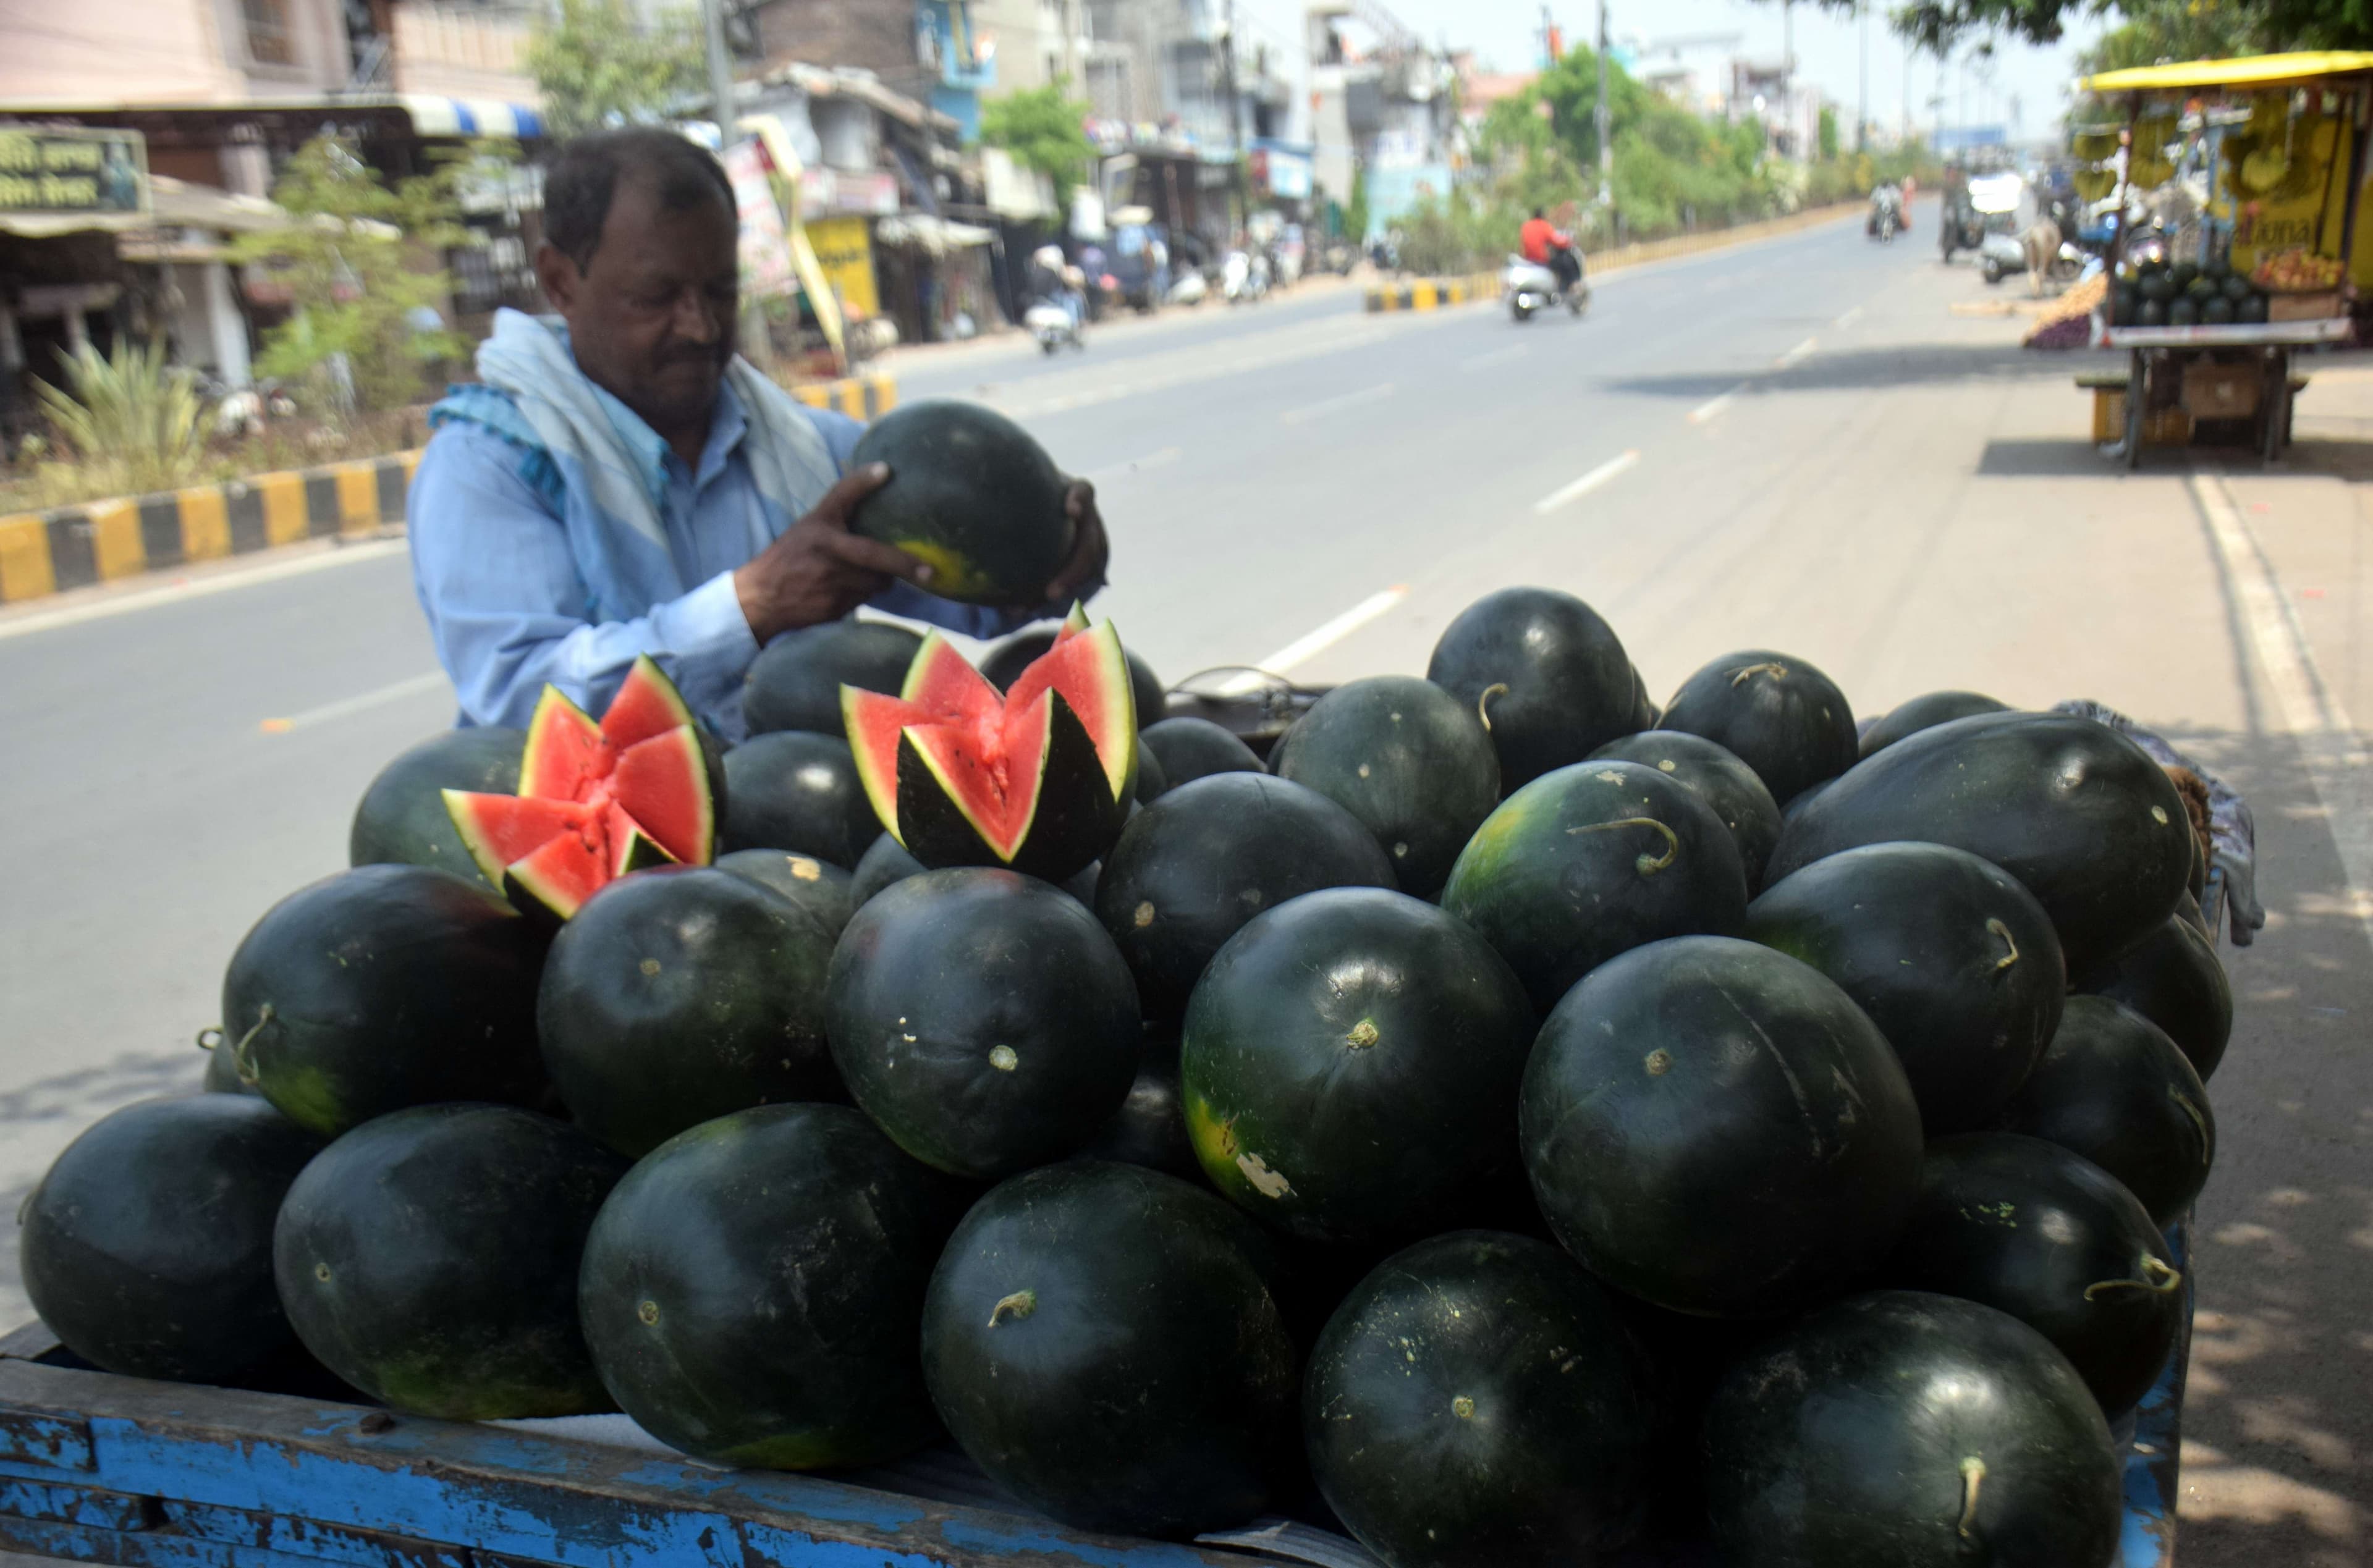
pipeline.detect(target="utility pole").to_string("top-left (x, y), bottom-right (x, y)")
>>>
top-left (701, 0), bottom-right (738, 147)
top-left (1856, 0), bottom-right (1868, 153)
top-left (1220, 0), bottom-right (1244, 230)
top-left (1596, 0), bottom-right (1612, 219)
top-left (1780, 0), bottom-right (1793, 158)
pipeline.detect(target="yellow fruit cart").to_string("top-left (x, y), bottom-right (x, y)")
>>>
top-left (2081, 52), bottom-right (2373, 467)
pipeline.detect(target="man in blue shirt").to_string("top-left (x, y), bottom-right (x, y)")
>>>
top-left (408, 129), bottom-right (1106, 740)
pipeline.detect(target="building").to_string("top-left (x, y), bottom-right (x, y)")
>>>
top-left (1307, 0), bottom-right (1460, 237)
top-left (1725, 57), bottom-right (1824, 163)
top-left (744, 0), bottom-right (997, 139)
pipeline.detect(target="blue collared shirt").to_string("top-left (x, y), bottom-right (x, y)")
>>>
top-left (408, 379), bottom-right (1039, 740)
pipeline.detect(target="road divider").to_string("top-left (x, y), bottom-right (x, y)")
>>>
top-left (1364, 273), bottom-right (1500, 313)
top-left (1214, 587), bottom-right (1410, 694)
top-left (1534, 450), bottom-right (1641, 515)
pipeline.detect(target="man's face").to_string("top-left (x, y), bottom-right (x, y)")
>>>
top-left (536, 172), bottom-right (739, 435)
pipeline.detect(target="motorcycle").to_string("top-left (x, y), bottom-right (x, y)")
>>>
top-left (1023, 297), bottom-right (1084, 356)
top-left (1939, 201), bottom-right (1987, 263)
top-left (1503, 250), bottom-right (1588, 321)
top-left (1221, 248), bottom-right (1269, 305)
top-left (1868, 204), bottom-right (1900, 243)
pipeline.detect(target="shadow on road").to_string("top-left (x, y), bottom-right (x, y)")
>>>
top-left (1607, 342), bottom-right (2103, 399)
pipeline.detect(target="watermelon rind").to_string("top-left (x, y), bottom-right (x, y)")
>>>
top-left (898, 691), bottom-right (1122, 880)
top-left (844, 686), bottom-right (921, 844)
top-left (1006, 619), bottom-right (1137, 799)
top-left (609, 724), bottom-right (715, 865)
top-left (518, 687), bottom-right (604, 801)
top-left (443, 791), bottom-right (585, 891)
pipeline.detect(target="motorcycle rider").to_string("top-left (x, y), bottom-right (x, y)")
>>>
top-left (1519, 208), bottom-right (1581, 295)
top-left (1869, 181), bottom-right (1904, 237)
top-left (1028, 243), bottom-right (1082, 331)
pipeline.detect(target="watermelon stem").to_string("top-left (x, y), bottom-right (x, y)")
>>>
top-left (988, 1290), bottom-right (1037, 1327)
top-left (1565, 817), bottom-right (1680, 876)
top-left (1956, 1456), bottom-right (1986, 1540)
top-left (1986, 917), bottom-right (2021, 972)
top-left (2082, 1255), bottom-right (2184, 1301)
top-left (227, 1004), bottom-right (274, 1086)
top-left (2170, 1088), bottom-right (2213, 1159)
top-left (1728, 661), bottom-right (1788, 688)
top-left (1476, 683), bottom-right (1508, 733)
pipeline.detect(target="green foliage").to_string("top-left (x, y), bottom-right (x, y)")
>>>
top-left (527, 0), bottom-right (707, 140)
top-left (228, 135), bottom-right (477, 413)
top-left (979, 82), bottom-right (1094, 207)
top-left (2078, 0), bottom-right (2274, 70)
top-left (1837, 0), bottom-right (2330, 54)
top-left (1345, 164), bottom-right (1371, 245)
top-left (29, 339), bottom-right (208, 497)
top-left (1819, 104), bottom-right (1841, 161)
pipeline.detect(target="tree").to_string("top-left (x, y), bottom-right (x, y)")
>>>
top-left (1806, 0), bottom-right (2347, 54)
top-left (228, 135), bottom-right (476, 413)
top-left (1344, 164), bottom-right (1371, 244)
top-left (527, 0), bottom-right (706, 141)
top-left (2079, 0), bottom-right (2274, 72)
top-left (1818, 104), bottom-right (1841, 161)
top-left (979, 82), bottom-right (1095, 208)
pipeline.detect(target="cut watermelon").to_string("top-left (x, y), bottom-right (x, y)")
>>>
top-left (844, 616), bottom-right (1138, 882)
top-left (444, 657), bottom-right (716, 921)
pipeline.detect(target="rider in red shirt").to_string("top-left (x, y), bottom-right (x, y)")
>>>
top-left (1520, 209), bottom-right (1580, 290)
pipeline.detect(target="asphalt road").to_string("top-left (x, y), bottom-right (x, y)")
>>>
top-left (2, 206), bottom-right (2369, 1562)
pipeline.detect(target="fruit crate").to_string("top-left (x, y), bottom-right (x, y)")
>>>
top-left (0, 1236), bottom-right (2192, 1568)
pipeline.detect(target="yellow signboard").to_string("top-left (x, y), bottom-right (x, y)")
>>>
top-left (806, 215), bottom-right (881, 318)
top-left (0, 127), bottom-right (146, 217)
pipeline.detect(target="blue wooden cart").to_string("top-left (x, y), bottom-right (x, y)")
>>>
top-left (0, 1252), bottom-right (2191, 1568)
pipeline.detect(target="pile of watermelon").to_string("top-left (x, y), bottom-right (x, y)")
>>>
top-left (22, 585), bottom-right (2231, 1568)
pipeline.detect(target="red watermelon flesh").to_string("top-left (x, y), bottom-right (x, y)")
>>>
top-left (844, 621), bottom-right (1137, 880)
top-left (443, 656), bottom-right (714, 919)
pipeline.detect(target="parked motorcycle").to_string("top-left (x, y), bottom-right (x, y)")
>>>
top-left (1503, 251), bottom-right (1589, 321)
top-left (1166, 269), bottom-right (1211, 307)
top-left (1222, 248), bottom-right (1270, 305)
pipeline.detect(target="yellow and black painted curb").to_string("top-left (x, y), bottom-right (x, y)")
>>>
top-left (1364, 272), bottom-right (1502, 313)
top-left (789, 373), bottom-right (898, 421)
top-left (0, 373), bottom-right (900, 607)
top-left (0, 451), bottom-right (422, 605)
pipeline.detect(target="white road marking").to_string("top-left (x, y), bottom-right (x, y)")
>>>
top-left (1688, 384), bottom-right (1750, 424)
top-left (1213, 588), bottom-right (1410, 695)
top-left (1282, 383), bottom-right (1398, 426)
top-left (1533, 450), bottom-right (1641, 515)
top-left (1774, 336), bottom-right (1819, 368)
top-left (1085, 446), bottom-right (1183, 482)
top-left (2191, 468), bottom-right (2373, 955)
top-left (1834, 305), bottom-right (1865, 327)
top-left (0, 537), bottom-right (409, 643)
top-left (1460, 344), bottom-right (1531, 373)
top-left (260, 670), bottom-right (449, 734)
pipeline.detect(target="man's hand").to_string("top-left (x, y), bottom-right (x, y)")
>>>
top-left (1038, 478), bottom-right (1110, 610)
top-left (734, 463), bottom-right (931, 643)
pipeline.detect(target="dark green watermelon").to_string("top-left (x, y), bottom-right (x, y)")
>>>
top-left (848, 402), bottom-right (1074, 605)
top-left (827, 868), bottom-right (1140, 1178)
top-left (984, 626), bottom-right (1166, 733)
top-left (1439, 761), bottom-right (1748, 1014)
top-left (578, 1103), bottom-right (966, 1467)
top-left (1426, 588), bottom-right (1635, 788)
top-left (221, 865), bottom-right (548, 1137)
top-left (1094, 773), bottom-right (1396, 1020)
top-left (1659, 649), bottom-right (1857, 807)
top-left (1704, 1291), bottom-right (2121, 1568)
top-left (920, 1160), bottom-right (1298, 1537)
top-left (1520, 936), bottom-right (1923, 1317)
top-left (713, 848), bottom-right (856, 937)
top-left (852, 832), bottom-right (927, 907)
top-left (720, 731), bottom-right (881, 866)
top-left (1305, 1231), bottom-right (1656, 1567)
top-left (1745, 843), bottom-right (2065, 1134)
top-left (1994, 996), bottom-right (2214, 1227)
top-left (743, 620), bottom-right (921, 737)
top-left (1766, 711), bottom-right (2194, 974)
top-left (1589, 730), bottom-right (1782, 890)
top-left (22, 1097), bottom-right (322, 1382)
top-left (1858, 690), bottom-right (2011, 759)
top-left (1132, 739), bottom-right (1169, 803)
top-left (538, 868), bottom-right (842, 1157)
top-left (2076, 913), bottom-right (2231, 1082)
top-left (1080, 1028), bottom-right (1203, 1182)
top-left (273, 1103), bottom-right (627, 1418)
top-left (1269, 676), bottom-right (1501, 898)
top-left (349, 727), bottom-right (523, 887)
top-left (1141, 716), bottom-right (1266, 785)
top-left (1885, 1134), bottom-right (2183, 1418)
top-left (1629, 664), bottom-right (1659, 731)
top-left (1181, 888), bottom-right (1534, 1244)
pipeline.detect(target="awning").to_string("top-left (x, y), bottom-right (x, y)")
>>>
top-left (2079, 51), bottom-right (2373, 95)
top-left (0, 174), bottom-right (283, 238)
top-left (874, 213), bottom-right (995, 254)
top-left (0, 95), bottom-right (546, 143)
top-left (394, 95), bottom-right (545, 140)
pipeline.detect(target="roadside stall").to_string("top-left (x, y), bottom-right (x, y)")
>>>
top-left (2079, 52), bottom-right (2373, 467)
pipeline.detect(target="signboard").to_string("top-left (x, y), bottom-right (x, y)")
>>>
top-left (805, 215), bottom-right (880, 317)
top-left (798, 166), bottom-right (899, 217)
top-left (722, 138), bottom-right (795, 297)
top-left (0, 126), bottom-right (147, 218)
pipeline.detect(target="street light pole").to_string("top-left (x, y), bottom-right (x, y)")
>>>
top-left (1596, 0), bottom-right (1612, 224)
top-left (1856, 0), bottom-right (1868, 153)
top-left (701, 0), bottom-right (738, 146)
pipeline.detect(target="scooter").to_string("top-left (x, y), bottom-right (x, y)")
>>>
top-left (1869, 204), bottom-right (1900, 242)
top-left (1221, 249), bottom-right (1269, 305)
top-left (1023, 297), bottom-right (1084, 355)
top-left (1503, 251), bottom-right (1588, 321)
